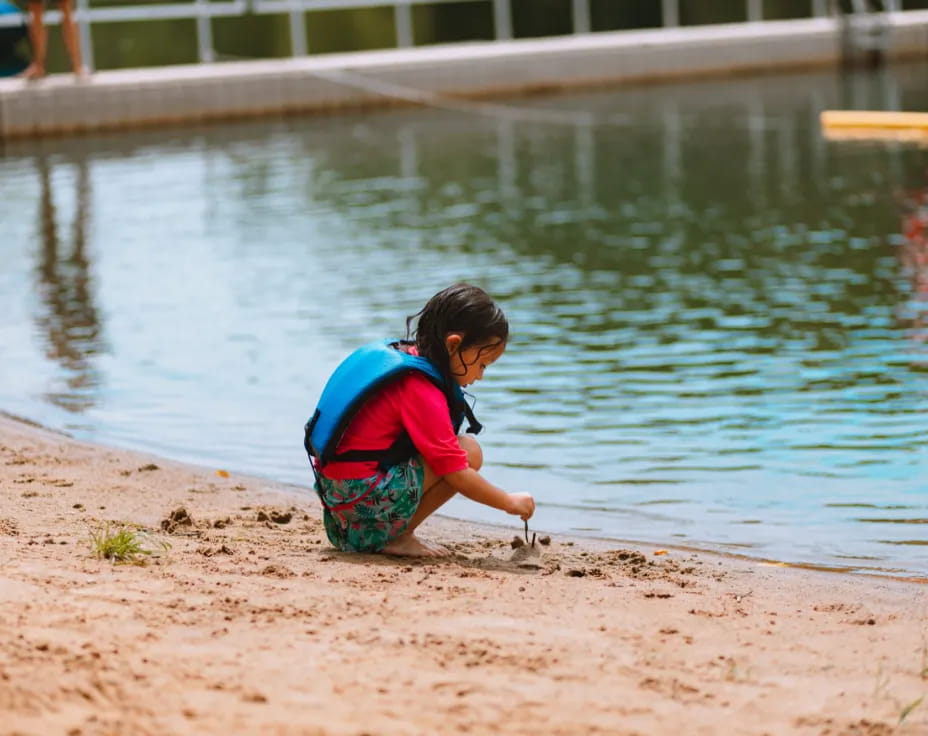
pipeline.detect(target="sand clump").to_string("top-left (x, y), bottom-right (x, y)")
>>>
top-left (256, 508), bottom-right (293, 525)
top-left (160, 506), bottom-right (194, 533)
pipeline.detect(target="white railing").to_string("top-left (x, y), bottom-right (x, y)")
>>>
top-left (0, 0), bottom-right (908, 73)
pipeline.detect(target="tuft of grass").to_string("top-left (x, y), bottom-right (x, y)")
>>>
top-left (88, 524), bottom-right (170, 564)
top-left (899, 696), bottom-right (923, 725)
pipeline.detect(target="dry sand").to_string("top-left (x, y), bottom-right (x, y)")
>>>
top-left (0, 412), bottom-right (926, 736)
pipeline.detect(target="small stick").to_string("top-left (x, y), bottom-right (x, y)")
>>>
top-left (523, 520), bottom-right (537, 548)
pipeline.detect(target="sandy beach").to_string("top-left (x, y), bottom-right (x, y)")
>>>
top-left (0, 412), bottom-right (926, 736)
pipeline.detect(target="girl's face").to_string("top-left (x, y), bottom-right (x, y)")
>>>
top-left (445, 336), bottom-right (506, 387)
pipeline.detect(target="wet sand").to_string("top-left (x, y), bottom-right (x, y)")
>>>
top-left (0, 412), bottom-right (926, 736)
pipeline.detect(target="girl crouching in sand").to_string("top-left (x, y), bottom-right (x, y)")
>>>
top-left (304, 283), bottom-right (535, 557)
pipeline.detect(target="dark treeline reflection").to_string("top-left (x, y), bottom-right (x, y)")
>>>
top-left (34, 157), bottom-right (103, 412)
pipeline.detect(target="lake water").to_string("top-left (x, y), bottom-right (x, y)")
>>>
top-left (2, 61), bottom-right (928, 577)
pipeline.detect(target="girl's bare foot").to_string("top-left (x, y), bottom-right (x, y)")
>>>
top-left (382, 534), bottom-right (449, 557)
top-left (423, 539), bottom-right (450, 555)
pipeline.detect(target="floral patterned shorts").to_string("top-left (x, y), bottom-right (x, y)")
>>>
top-left (315, 458), bottom-right (425, 553)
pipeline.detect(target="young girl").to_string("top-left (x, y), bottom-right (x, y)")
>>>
top-left (305, 283), bottom-right (535, 557)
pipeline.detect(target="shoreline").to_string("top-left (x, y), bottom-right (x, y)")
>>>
top-left (3, 410), bottom-right (922, 585)
top-left (1, 411), bottom-right (927, 735)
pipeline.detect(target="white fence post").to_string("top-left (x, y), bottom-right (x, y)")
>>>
top-left (195, 0), bottom-right (214, 62)
top-left (394, 1), bottom-right (414, 47)
top-left (661, 0), bottom-right (679, 27)
top-left (289, 0), bottom-right (307, 56)
top-left (76, 0), bottom-right (94, 71)
top-left (572, 0), bottom-right (590, 34)
top-left (747, 0), bottom-right (762, 22)
top-left (812, 0), bottom-right (828, 15)
top-left (493, 0), bottom-right (512, 40)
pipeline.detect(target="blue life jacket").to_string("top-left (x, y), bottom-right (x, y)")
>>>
top-left (304, 339), bottom-right (481, 471)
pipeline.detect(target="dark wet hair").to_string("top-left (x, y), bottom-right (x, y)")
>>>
top-left (405, 283), bottom-right (509, 386)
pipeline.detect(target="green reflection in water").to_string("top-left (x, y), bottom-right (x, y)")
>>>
top-left (856, 518), bottom-right (928, 524)
top-left (879, 540), bottom-right (928, 545)
top-left (826, 503), bottom-right (919, 508)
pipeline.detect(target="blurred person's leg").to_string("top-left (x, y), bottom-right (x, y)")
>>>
top-left (58, 0), bottom-right (85, 77)
top-left (20, 0), bottom-right (46, 79)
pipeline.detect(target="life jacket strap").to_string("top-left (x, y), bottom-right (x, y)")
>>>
top-left (461, 399), bottom-right (482, 435)
top-left (325, 400), bottom-right (481, 473)
top-left (330, 431), bottom-right (416, 473)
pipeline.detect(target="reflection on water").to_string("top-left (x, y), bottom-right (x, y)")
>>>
top-left (898, 179), bottom-right (928, 357)
top-left (1, 62), bottom-right (928, 576)
top-left (34, 156), bottom-right (103, 411)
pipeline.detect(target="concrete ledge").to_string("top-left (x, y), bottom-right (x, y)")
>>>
top-left (2, 12), bottom-right (928, 138)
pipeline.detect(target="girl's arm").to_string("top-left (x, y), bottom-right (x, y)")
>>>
top-left (442, 467), bottom-right (535, 520)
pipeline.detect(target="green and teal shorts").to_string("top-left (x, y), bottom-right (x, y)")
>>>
top-left (315, 457), bottom-right (425, 553)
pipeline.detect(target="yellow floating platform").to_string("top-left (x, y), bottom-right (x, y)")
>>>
top-left (820, 110), bottom-right (928, 144)
top-left (821, 110), bottom-right (928, 130)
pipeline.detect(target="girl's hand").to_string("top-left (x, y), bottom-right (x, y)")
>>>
top-left (506, 493), bottom-right (535, 520)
